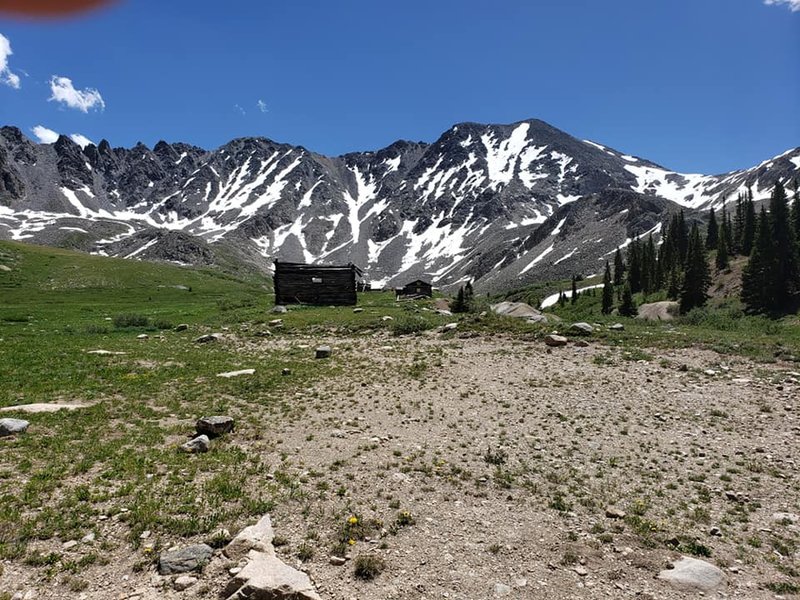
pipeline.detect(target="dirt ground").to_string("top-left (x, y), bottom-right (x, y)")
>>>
top-left (5, 332), bottom-right (800, 599)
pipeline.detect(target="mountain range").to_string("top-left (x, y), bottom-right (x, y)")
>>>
top-left (0, 119), bottom-right (797, 291)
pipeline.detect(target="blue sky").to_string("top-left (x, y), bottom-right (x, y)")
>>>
top-left (0, 0), bottom-right (798, 173)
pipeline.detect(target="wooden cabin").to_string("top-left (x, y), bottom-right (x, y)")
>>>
top-left (273, 261), bottom-right (363, 306)
top-left (397, 279), bottom-right (433, 299)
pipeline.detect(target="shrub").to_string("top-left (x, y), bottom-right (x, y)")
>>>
top-left (113, 313), bottom-right (149, 328)
top-left (390, 316), bottom-right (432, 336)
top-left (353, 554), bottom-right (385, 580)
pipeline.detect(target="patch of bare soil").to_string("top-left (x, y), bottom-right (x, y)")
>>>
top-left (5, 334), bottom-right (799, 599)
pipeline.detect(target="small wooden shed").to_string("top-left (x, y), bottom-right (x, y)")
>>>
top-left (273, 261), bottom-right (363, 306)
top-left (397, 279), bottom-right (433, 299)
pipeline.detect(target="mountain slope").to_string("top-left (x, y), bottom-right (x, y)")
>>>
top-left (0, 120), bottom-right (797, 291)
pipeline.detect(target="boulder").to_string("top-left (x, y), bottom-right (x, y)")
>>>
top-left (271, 306), bottom-right (287, 314)
top-left (158, 544), bottom-right (214, 575)
top-left (544, 335), bottom-right (568, 347)
top-left (194, 334), bottom-right (220, 344)
top-left (224, 550), bottom-right (321, 600)
top-left (315, 346), bottom-right (331, 359)
top-left (569, 322), bottom-right (593, 335)
top-left (605, 506), bottom-right (626, 519)
top-left (181, 435), bottom-right (210, 453)
top-left (637, 301), bottom-right (678, 321)
top-left (658, 556), bottom-right (725, 593)
top-left (196, 416), bottom-right (234, 437)
top-left (224, 515), bottom-right (275, 560)
top-left (491, 301), bottom-right (547, 323)
top-left (0, 418), bottom-right (29, 437)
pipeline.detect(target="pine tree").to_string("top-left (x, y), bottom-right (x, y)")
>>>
top-left (613, 248), bottom-right (625, 286)
top-left (768, 182), bottom-right (800, 313)
top-left (666, 265), bottom-right (681, 300)
top-left (733, 193), bottom-right (744, 254)
top-left (706, 208), bottom-right (719, 250)
top-left (715, 228), bottom-right (729, 271)
top-left (676, 210), bottom-right (689, 264)
top-left (601, 262), bottom-right (614, 314)
top-left (618, 282), bottom-right (637, 317)
top-left (558, 291), bottom-right (566, 307)
top-left (741, 207), bottom-right (773, 314)
top-left (791, 178), bottom-right (800, 247)
top-left (741, 193), bottom-right (756, 256)
top-left (571, 275), bottom-right (578, 304)
top-left (464, 281), bottom-right (475, 311)
top-left (451, 286), bottom-right (467, 313)
top-left (721, 203), bottom-right (734, 255)
top-left (679, 224), bottom-right (711, 313)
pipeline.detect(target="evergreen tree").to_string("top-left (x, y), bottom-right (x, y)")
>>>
top-left (571, 275), bottom-right (578, 304)
top-left (558, 291), bottom-right (566, 308)
top-left (741, 193), bottom-right (756, 256)
top-left (767, 182), bottom-right (800, 313)
top-left (715, 228), bottom-right (729, 271)
top-left (706, 208), bottom-right (719, 250)
top-left (618, 282), bottom-right (637, 317)
top-left (741, 207), bottom-right (773, 314)
top-left (733, 194), bottom-right (744, 254)
top-left (676, 210), bottom-right (689, 264)
top-left (721, 203), bottom-right (734, 255)
top-left (613, 248), bottom-right (625, 286)
top-left (666, 265), bottom-right (681, 300)
top-left (627, 238), bottom-right (642, 294)
top-left (451, 286), bottom-right (467, 313)
top-left (791, 178), bottom-right (800, 247)
top-left (679, 224), bottom-right (711, 313)
top-left (601, 262), bottom-right (614, 314)
top-left (464, 280), bottom-right (475, 311)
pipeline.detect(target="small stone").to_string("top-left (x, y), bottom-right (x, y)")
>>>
top-left (493, 582), bottom-right (512, 596)
top-left (705, 369), bottom-right (717, 376)
top-left (353, 308), bottom-right (364, 313)
top-left (196, 416), bottom-right (234, 437)
top-left (269, 319), bottom-right (283, 327)
top-left (216, 369), bottom-right (255, 378)
top-left (442, 322), bottom-right (458, 331)
top-left (173, 575), bottom-right (198, 591)
top-left (544, 334), bottom-right (568, 347)
top-left (381, 315), bottom-right (394, 321)
top-left (574, 340), bottom-right (590, 347)
top-left (158, 544), bottom-right (214, 575)
top-left (271, 305), bottom-right (288, 314)
top-left (609, 323), bottom-right (624, 331)
top-left (329, 556), bottom-right (346, 566)
top-left (0, 418), bottom-right (29, 437)
top-left (180, 435), bottom-right (210, 453)
top-left (62, 540), bottom-right (78, 550)
top-left (605, 506), bottom-right (626, 519)
top-left (724, 490), bottom-right (740, 502)
top-left (81, 532), bottom-right (95, 544)
top-left (140, 530), bottom-right (151, 539)
top-left (175, 324), bottom-right (188, 332)
top-left (315, 346), bottom-right (331, 359)
top-left (193, 333), bottom-right (220, 344)
top-left (137, 333), bottom-right (149, 340)
top-left (709, 526), bottom-right (722, 537)
top-left (282, 368), bottom-right (291, 376)
top-left (573, 566), bottom-right (588, 576)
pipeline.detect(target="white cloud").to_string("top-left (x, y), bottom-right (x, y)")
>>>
top-left (69, 133), bottom-right (94, 148)
top-left (234, 104), bottom-right (246, 116)
top-left (764, 0), bottom-right (800, 11)
top-left (49, 75), bottom-right (105, 112)
top-left (257, 99), bottom-right (268, 113)
top-left (0, 33), bottom-right (21, 89)
top-left (31, 125), bottom-right (59, 144)
top-left (31, 125), bottom-right (94, 148)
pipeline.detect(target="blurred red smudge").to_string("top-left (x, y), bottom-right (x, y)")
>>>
top-left (0, 0), bottom-right (115, 18)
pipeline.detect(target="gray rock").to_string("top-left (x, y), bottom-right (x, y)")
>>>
top-left (271, 305), bottom-right (287, 314)
top-left (574, 339), bottom-right (590, 347)
top-left (224, 515), bottom-right (275, 560)
top-left (224, 551), bottom-right (321, 600)
top-left (658, 556), bottom-right (725, 593)
top-left (181, 435), bottom-right (210, 453)
top-left (0, 418), bottom-right (29, 437)
top-left (544, 334), bottom-right (568, 347)
top-left (315, 345), bottom-right (331, 359)
top-left (605, 506), bottom-right (626, 519)
top-left (569, 322), bottom-right (593, 335)
top-left (281, 368), bottom-right (291, 376)
top-left (196, 416), bottom-right (234, 437)
top-left (173, 575), bottom-right (198, 591)
top-left (353, 308), bottom-right (364, 313)
top-left (175, 323), bottom-right (188, 332)
top-left (493, 582), bottom-right (512, 596)
top-left (773, 512), bottom-right (799, 524)
top-left (158, 544), bottom-right (214, 575)
top-left (329, 556), bottom-right (346, 566)
top-left (442, 322), bottom-right (458, 331)
top-left (268, 319), bottom-right (283, 327)
top-left (194, 333), bottom-right (220, 344)
top-left (609, 323), bottom-right (624, 330)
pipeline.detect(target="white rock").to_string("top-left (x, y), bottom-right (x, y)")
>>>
top-left (173, 575), bottom-right (198, 591)
top-left (223, 550), bottom-right (321, 600)
top-left (658, 556), bottom-right (725, 593)
top-left (217, 369), bottom-right (255, 378)
top-left (224, 515), bottom-right (275, 560)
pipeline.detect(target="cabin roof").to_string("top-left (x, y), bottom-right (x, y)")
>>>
top-left (274, 260), bottom-right (364, 277)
